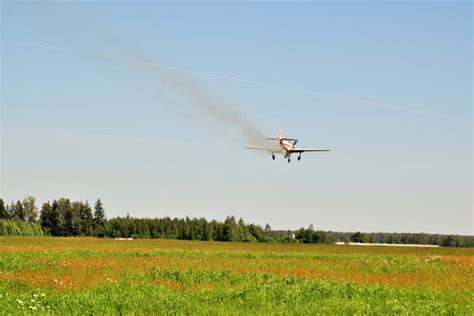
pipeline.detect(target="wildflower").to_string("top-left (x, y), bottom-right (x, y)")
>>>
top-left (46, 306), bottom-right (51, 309)
top-left (31, 299), bottom-right (35, 303)
top-left (41, 293), bottom-right (46, 297)
top-left (33, 294), bottom-right (38, 298)
top-left (32, 307), bottom-right (37, 310)
top-left (17, 299), bottom-right (24, 304)
top-left (54, 279), bottom-right (58, 283)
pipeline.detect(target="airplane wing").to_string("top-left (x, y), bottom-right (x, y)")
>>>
top-left (266, 138), bottom-right (297, 141)
top-left (245, 146), bottom-right (273, 151)
top-left (290, 148), bottom-right (331, 153)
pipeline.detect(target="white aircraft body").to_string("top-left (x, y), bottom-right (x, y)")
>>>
top-left (246, 129), bottom-right (330, 163)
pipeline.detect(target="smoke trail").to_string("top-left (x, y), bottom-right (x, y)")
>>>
top-left (19, 40), bottom-right (433, 141)
top-left (21, 42), bottom-right (273, 148)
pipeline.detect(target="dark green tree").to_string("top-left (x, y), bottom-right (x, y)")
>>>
top-left (6, 202), bottom-right (15, 220)
top-left (0, 199), bottom-right (7, 219)
top-left (79, 201), bottom-right (94, 236)
top-left (14, 200), bottom-right (26, 221)
top-left (238, 218), bottom-right (255, 242)
top-left (351, 232), bottom-right (369, 243)
top-left (39, 202), bottom-right (53, 235)
top-left (64, 203), bottom-right (80, 236)
top-left (93, 199), bottom-right (106, 237)
top-left (57, 198), bottom-right (73, 236)
top-left (248, 224), bottom-right (268, 242)
top-left (223, 216), bottom-right (239, 241)
top-left (49, 200), bottom-right (60, 236)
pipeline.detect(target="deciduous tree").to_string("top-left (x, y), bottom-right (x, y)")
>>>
top-left (22, 196), bottom-right (38, 222)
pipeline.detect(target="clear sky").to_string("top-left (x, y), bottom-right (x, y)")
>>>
top-left (1, 2), bottom-right (472, 234)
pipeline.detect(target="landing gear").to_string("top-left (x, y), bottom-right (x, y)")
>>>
top-left (287, 157), bottom-right (291, 163)
top-left (272, 153), bottom-right (275, 160)
top-left (298, 153), bottom-right (301, 161)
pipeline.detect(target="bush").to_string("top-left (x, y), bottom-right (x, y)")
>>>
top-left (0, 220), bottom-right (44, 237)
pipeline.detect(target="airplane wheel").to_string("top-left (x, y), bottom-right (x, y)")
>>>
top-left (272, 155), bottom-right (275, 160)
top-left (287, 158), bottom-right (291, 163)
top-left (298, 156), bottom-right (301, 161)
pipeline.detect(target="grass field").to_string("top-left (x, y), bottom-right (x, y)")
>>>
top-left (1, 237), bottom-right (473, 315)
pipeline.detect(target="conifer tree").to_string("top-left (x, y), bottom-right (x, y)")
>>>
top-left (57, 198), bottom-right (73, 236)
top-left (6, 202), bottom-right (15, 220)
top-left (79, 201), bottom-right (94, 236)
top-left (0, 199), bottom-right (7, 219)
top-left (14, 200), bottom-right (26, 221)
top-left (93, 199), bottom-right (106, 237)
top-left (49, 200), bottom-right (60, 236)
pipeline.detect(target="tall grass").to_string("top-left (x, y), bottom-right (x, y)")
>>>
top-left (0, 237), bottom-right (472, 314)
top-left (1, 271), bottom-right (472, 314)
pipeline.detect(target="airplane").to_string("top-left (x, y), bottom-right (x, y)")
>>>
top-left (245, 129), bottom-right (330, 163)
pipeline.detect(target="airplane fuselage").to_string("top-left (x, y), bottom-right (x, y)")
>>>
top-left (280, 139), bottom-right (294, 157)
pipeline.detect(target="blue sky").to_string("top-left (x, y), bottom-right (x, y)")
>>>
top-left (1, 2), bottom-right (472, 234)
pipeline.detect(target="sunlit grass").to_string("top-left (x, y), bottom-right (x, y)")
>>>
top-left (1, 237), bottom-right (473, 314)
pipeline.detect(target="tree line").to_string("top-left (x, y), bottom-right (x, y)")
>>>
top-left (292, 226), bottom-right (474, 247)
top-left (0, 197), bottom-right (105, 237)
top-left (0, 197), bottom-right (472, 247)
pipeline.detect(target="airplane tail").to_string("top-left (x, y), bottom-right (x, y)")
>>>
top-left (277, 129), bottom-right (283, 141)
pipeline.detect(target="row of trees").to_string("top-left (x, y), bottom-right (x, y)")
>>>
top-left (106, 216), bottom-right (289, 242)
top-left (337, 231), bottom-right (473, 248)
top-left (1, 197), bottom-right (472, 247)
top-left (0, 197), bottom-right (106, 237)
top-left (0, 197), bottom-right (274, 241)
top-left (39, 198), bottom-right (107, 237)
top-left (293, 226), bottom-right (474, 247)
top-left (0, 197), bottom-right (38, 222)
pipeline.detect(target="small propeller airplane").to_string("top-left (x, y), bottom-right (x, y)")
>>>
top-left (245, 129), bottom-right (330, 163)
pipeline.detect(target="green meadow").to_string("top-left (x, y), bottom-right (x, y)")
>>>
top-left (1, 237), bottom-right (472, 315)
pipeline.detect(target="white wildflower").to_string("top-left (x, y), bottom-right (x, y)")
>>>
top-left (16, 299), bottom-right (24, 304)
top-left (31, 299), bottom-right (35, 303)
top-left (41, 293), bottom-right (46, 297)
